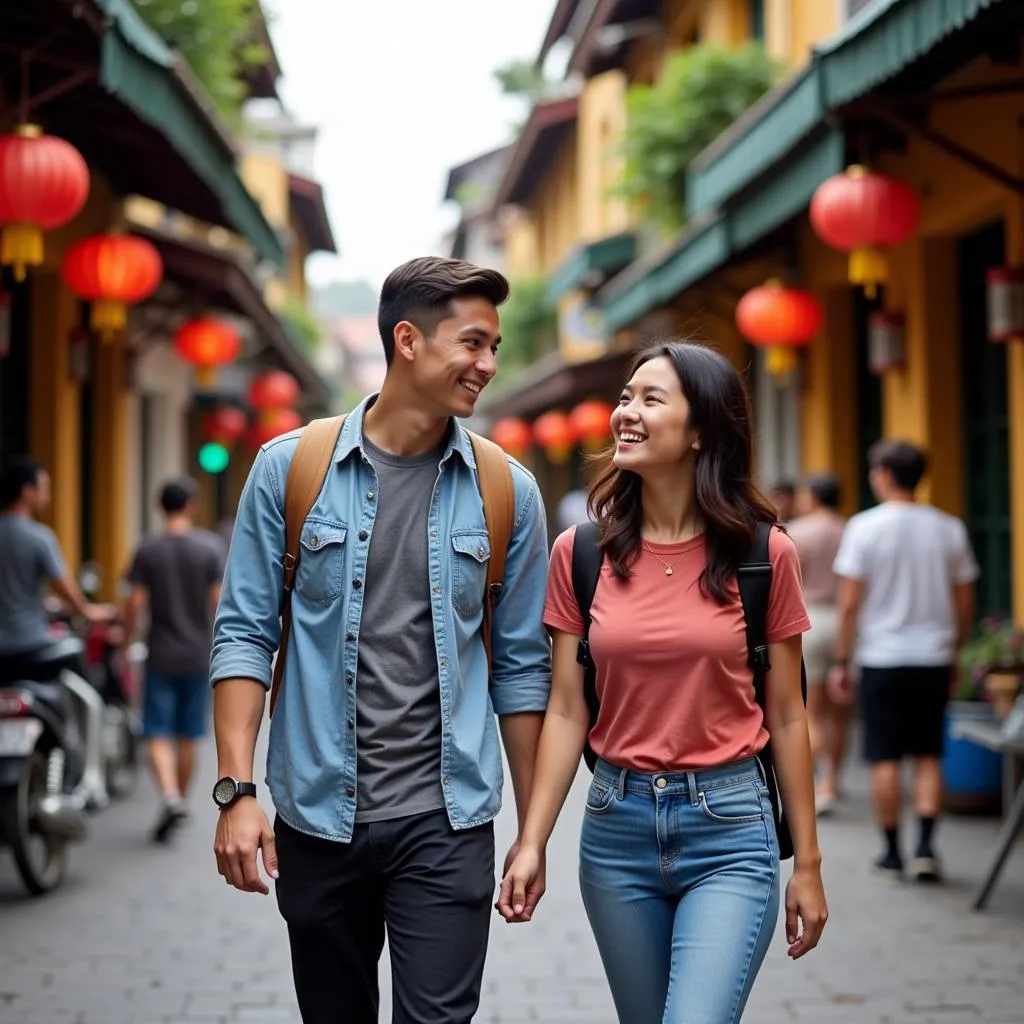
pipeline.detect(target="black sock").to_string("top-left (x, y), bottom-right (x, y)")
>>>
top-left (918, 817), bottom-right (936, 855)
top-left (884, 827), bottom-right (900, 859)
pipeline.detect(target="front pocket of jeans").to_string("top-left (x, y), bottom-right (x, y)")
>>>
top-left (584, 780), bottom-right (616, 815)
top-left (698, 782), bottom-right (766, 824)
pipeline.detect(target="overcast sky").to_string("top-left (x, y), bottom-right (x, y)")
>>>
top-left (267, 0), bottom-right (558, 292)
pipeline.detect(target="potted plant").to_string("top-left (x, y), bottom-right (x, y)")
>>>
top-left (958, 615), bottom-right (1024, 718)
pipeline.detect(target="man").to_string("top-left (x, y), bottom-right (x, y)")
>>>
top-left (0, 456), bottom-right (111, 658)
top-left (788, 473), bottom-right (848, 815)
top-left (211, 257), bottom-right (551, 1024)
top-left (830, 440), bottom-right (977, 882)
top-left (122, 478), bottom-right (225, 843)
top-left (770, 479), bottom-right (797, 523)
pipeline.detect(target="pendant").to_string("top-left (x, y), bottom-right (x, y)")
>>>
top-left (665, 567), bottom-right (673, 576)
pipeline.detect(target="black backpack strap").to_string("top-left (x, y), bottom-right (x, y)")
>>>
top-left (736, 521), bottom-right (773, 708)
top-left (570, 520), bottom-right (602, 771)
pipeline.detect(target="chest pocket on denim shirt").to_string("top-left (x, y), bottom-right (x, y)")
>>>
top-left (297, 519), bottom-right (347, 606)
top-left (451, 532), bottom-right (490, 616)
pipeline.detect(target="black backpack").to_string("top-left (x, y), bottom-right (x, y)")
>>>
top-left (570, 519), bottom-right (805, 861)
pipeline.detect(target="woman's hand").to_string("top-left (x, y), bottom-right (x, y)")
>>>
top-left (495, 843), bottom-right (546, 923)
top-left (784, 865), bottom-right (828, 959)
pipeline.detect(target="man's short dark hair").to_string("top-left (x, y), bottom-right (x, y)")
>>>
top-left (771, 480), bottom-right (796, 499)
top-left (804, 473), bottom-right (842, 510)
top-left (377, 256), bottom-right (510, 365)
top-left (0, 456), bottom-right (43, 508)
top-left (868, 439), bottom-right (928, 492)
top-left (159, 477), bottom-right (198, 514)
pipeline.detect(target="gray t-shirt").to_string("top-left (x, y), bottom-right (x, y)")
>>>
top-left (128, 529), bottom-right (225, 676)
top-left (354, 437), bottom-right (445, 823)
top-left (0, 513), bottom-right (68, 655)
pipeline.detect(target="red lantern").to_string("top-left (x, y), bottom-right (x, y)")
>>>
top-left (736, 279), bottom-right (822, 381)
top-left (174, 317), bottom-right (242, 387)
top-left (247, 407), bottom-right (303, 448)
top-left (533, 410), bottom-right (575, 464)
top-left (202, 406), bottom-right (247, 447)
top-left (986, 267), bottom-right (1024, 344)
top-left (248, 370), bottom-right (300, 410)
top-left (569, 399), bottom-right (613, 452)
top-left (810, 165), bottom-right (920, 299)
top-left (62, 234), bottom-right (163, 338)
top-left (490, 418), bottom-right (532, 459)
top-left (0, 125), bottom-right (90, 282)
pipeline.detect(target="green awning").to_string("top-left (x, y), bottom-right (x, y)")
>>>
top-left (546, 232), bottom-right (637, 305)
top-left (688, 0), bottom-right (1006, 219)
top-left (603, 130), bottom-right (844, 333)
top-left (95, 0), bottom-right (284, 268)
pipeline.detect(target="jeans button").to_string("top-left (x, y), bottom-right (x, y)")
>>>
top-left (655, 777), bottom-right (667, 789)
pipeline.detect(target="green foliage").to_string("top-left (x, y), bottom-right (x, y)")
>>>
top-left (280, 297), bottom-right (323, 353)
top-left (131, 0), bottom-right (267, 124)
top-left (957, 615), bottom-right (1024, 700)
top-left (494, 59), bottom-right (549, 104)
top-left (499, 278), bottom-right (557, 372)
top-left (618, 43), bottom-right (778, 230)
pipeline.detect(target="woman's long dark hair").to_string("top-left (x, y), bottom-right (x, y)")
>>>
top-left (588, 341), bottom-right (778, 603)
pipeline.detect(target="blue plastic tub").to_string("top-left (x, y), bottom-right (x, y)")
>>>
top-left (942, 701), bottom-right (1003, 814)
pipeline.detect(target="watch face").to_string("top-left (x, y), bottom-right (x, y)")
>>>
top-left (213, 778), bottom-right (237, 806)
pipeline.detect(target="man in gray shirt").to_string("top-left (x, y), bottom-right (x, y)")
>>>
top-left (0, 457), bottom-right (111, 659)
top-left (122, 478), bottom-right (225, 843)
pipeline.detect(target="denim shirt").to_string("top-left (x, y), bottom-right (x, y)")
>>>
top-left (210, 397), bottom-right (552, 842)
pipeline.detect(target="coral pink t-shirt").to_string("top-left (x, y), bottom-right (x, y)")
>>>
top-left (544, 525), bottom-right (811, 772)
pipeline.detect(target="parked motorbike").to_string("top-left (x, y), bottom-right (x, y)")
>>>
top-left (0, 638), bottom-right (91, 895)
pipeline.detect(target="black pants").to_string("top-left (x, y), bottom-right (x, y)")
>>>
top-left (274, 809), bottom-right (495, 1024)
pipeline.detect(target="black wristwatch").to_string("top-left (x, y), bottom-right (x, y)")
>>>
top-left (212, 776), bottom-right (257, 809)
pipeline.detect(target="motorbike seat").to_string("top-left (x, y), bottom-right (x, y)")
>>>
top-left (0, 638), bottom-right (86, 684)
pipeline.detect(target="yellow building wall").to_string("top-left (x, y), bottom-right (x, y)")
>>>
top-left (764, 0), bottom-right (841, 67)
top-left (240, 152), bottom-right (289, 229)
top-left (577, 71), bottom-right (632, 242)
top-left (699, 0), bottom-right (749, 46)
top-left (287, 213), bottom-right (310, 306)
top-left (504, 213), bottom-right (540, 279)
top-left (533, 126), bottom-right (580, 273)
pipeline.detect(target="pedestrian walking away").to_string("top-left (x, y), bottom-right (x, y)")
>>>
top-left (210, 256), bottom-right (551, 1024)
top-left (499, 341), bottom-right (828, 1024)
top-left (788, 473), bottom-right (849, 815)
top-left (121, 477), bottom-right (226, 843)
top-left (829, 439), bottom-right (978, 883)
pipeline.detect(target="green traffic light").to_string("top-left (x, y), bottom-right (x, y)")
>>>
top-left (198, 442), bottom-right (230, 474)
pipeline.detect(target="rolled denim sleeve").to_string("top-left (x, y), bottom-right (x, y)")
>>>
top-left (210, 448), bottom-right (286, 688)
top-left (489, 471), bottom-right (551, 716)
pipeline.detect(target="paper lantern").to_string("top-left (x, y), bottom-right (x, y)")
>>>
top-left (533, 411), bottom-right (574, 464)
top-left (986, 268), bottom-right (1024, 344)
top-left (810, 166), bottom-right (920, 299)
top-left (736, 279), bottom-right (822, 380)
top-left (247, 370), bottom-right (300, 410)
top-left (202, 406), bottom-right (247, 447)
top-left (247, 407), bottom-right (303, 447)
top-left (174, 318), bottom-right (242, 387)
top-left (490, 418), bottom-right (532, 459)
top-left (569, 399), bottom-right (613, 452)
top-left (0, 125), bottom-right (90, 281)
top-left (62, 234), bottom-right (163, 338)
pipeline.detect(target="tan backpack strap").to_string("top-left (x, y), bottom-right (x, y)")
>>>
top-left (269, 415), bottom-right (346, 716)
top-left (468, 431), bottom-right (516, 680)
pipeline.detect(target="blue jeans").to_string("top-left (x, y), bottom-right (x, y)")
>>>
top-left (579, 757), bottom-right (780, 1024)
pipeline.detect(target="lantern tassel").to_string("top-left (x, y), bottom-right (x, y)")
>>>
top-left (1, 222), bottom-right (43, 282)
top-left (767, 346), bottom-right (799, 382)
top-left (196, 365), bottom-right (216, 389)
top-left (849, 247), bottom-right (888, 300)
top-left (91, 300), bottom-right (127, 341)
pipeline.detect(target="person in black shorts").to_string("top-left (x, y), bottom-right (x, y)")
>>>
top-left (828, 441), bottom-right (978, 882)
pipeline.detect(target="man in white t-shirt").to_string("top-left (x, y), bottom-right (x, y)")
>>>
top-left (829, 440), bottom-right (977, 883)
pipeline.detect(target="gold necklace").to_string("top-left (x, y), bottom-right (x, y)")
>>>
top-left (642, 541), bottom-right (685, 577)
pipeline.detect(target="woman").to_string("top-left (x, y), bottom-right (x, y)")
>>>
top-left (498, 342), bottom-right (827, 1023)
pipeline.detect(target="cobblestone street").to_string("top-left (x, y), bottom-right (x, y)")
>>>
top-left (2, 733), bottom-right (1023, 1024)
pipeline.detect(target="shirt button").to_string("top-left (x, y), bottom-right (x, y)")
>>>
top-left (430, 530), bottom-right (438, 539)
top-left (442, 776), bottom-right (451, 786)
top-left (346, 632), bottom-right (356, 643)
top-left (432, 586), bottom-right (441, 595)
top-left (345, 673), bottom-right (354, 685)
top-left (655, 778), bottom-right (667, 789)
top-left (346, 787), bottom-right (355, 797)
top-left (311, 535), bottom-right (319, 547)
top-left (347, 718), bottom-right (354, 729)
top-left (353, 579), bottom-right (362, 590)
top-left (358, 530), bottom-right (368, 541)
top-left (366, 491), bottom-right (375, 500)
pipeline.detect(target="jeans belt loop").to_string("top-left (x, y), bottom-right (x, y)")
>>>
top-left (687, 771), bottom-right (699, 805)
top-left (616, 766), bottom-right (627, 800)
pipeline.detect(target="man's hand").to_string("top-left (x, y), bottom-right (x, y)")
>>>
top-left (83, 602), bottom-right (117, 624)
top-left (827, 663), bottom-right (854, 706)
top-left (214, 798), bottom-right (278, 895)
top-left (496, 843), bottom-right (546, 923)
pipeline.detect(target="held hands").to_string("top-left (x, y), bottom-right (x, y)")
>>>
top-left (827, 663), bottom-right (855, 705)
top-left (214, 798), bottom-right (278, 895)
top-left (496, 842), bottom-right (546, 923)
top-left (785, 865), bottom-right (828, 959)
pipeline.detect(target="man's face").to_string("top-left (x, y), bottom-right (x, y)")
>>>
top-left (406, 296), bottom-right (500, 418)
top-left (27, 470), bottom-right (51, 514)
